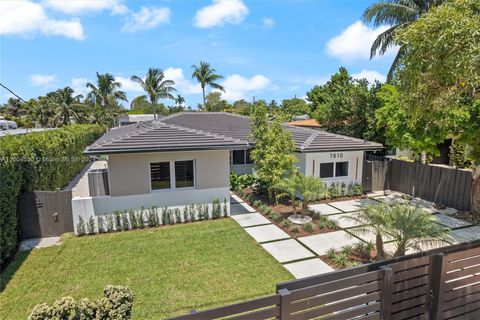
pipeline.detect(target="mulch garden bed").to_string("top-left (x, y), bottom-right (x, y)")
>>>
top-left (452, 211), bottom-right (480, 225)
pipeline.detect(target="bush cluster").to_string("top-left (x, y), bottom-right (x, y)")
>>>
top-left (0, 124), bottom-right (104, 265)
top-left (230, 172), bottom-right (258, 191)
top-left (28, 285), bottom-right (133, 320)
top-left (76, 198), bottom-right (229, 236)
top-left (327, 182), bottom-right (363, 199)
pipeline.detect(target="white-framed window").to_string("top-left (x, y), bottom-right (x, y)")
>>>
top-left (319, 161), bottom-right (349, 179)
top-left (231, 149), bottom-right (254, 165)
top-left (150, 160), bottom-right (195, 191)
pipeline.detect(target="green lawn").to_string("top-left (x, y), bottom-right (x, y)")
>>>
top-left (0, 219), bottom-right (292, 319)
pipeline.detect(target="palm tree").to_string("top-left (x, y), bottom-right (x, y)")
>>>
top-left (274, 176), bottom-right (298, 215)
top-left (387, 205), bottom-right (451, 257)
top-left (49, 87), bottom-right (84, 126)
top-left (175, 94), bottom-right (185, 107)
top-left (362, 0), bottom-right (443, 82)
top-left (294, 174), bottom-right (326, 216)
top-left (131, 68), bottom-right (176, 120)
top-left (191, 61), bottom-right (225, 107)
top-left (87, 72), bottom-right (127, 126)
top-left (344, 204), bottom-right (391, 260)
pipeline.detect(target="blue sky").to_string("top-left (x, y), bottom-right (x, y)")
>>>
top-left (0, 0), bottom-right (396, 108)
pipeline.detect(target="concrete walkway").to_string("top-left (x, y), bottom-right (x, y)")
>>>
top-left (20, 237), bottom-right (61, 251)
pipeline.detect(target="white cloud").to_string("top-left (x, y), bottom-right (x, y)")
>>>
top-left (194, 0), bottom-right (248, 28)
top-left (164, 68), bottom-right (202, 95)
top-left (42, 0), bottom-right (128, 15)
top-left (326, 21), bottom-right (391, 62)
top-left (0, 1), bottom-right (85, 40)
top-left (352, 69), bottom-right (386, 83)
top-left (122, 6), bottom-right (171, 33)
top-left (220, 74), bottom-right (271, 101)
top-left (30, 74), bottom-right (57, 87)
top-left (115, 76), bottom-right (143, 92)
top-left (70, 77), bottom-right (90, 96)
top-left (262, 17), bottom-right (275, 28)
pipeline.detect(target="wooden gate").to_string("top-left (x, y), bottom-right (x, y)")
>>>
top-left (17, 190), bottom-right (74, 239)
top-left (363, 160), bottom-right (390, 192)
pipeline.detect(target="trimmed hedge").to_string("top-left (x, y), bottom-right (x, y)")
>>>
top-left (28, 285), bottom-right (134, 320)
top-left (0, 125), bottom-right (104, 265)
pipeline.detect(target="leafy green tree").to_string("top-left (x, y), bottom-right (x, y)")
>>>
top-left (131, 68), bottom-right (176, 119)
top-left (49, 87), bottom-right (85, 126)
top-left (388, 205), bottom-right (451, 257)
top-left (250, 102), bottom-right (297, 200)
top-left (362, 0), bottom-right (443, 81)
top-left (280, 98), bottom-right (309, 120)
top-left (308, 67), bottom-right (384, 143)
top-left (227, 99), bottom-right (251, 115)
top-left (203, 92), bottom-right (230, 112)
top-left (191, 61), bottom-right (225, 107)
top-left (86, 72), bottom-right (127, 126)
top-left (390, 0), bottom-right (480, 214)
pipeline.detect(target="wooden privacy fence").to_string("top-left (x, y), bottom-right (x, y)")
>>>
top-left (363, 159), bottom-right (473, 211)
top-left (167, 241), bottom-right (480, 320)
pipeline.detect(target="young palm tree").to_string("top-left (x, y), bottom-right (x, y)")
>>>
top-left (49, 87), bottom-right (84, 126)
top-left (131, 68), bottom-right (176, 119)
top-left (362, 0), bottom-right (443, 81)
top-left (344, 204), bottom-right (391, 260)
top-left (175, 94), bottom-right (185, 107)
top-left (191, 61), bottom-right (225, 107)
top-left (274, 176), bottom-right (298, 215)
top-left (294, 174), bottom-right (326, 217)
top-left (86, 72), bottom-right (127, 126)
top-left (387, 205), bottom-right (451, 257)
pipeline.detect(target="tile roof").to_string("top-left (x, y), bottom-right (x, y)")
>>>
top-left (287, 119), bottom-right (321, 128)
top-left (85, 112), bottom-right (382, 154)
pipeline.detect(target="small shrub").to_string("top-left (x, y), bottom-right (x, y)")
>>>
top-left (354, 242), bottom-right (369, 258)
top-left (327, 248), bottom-right (337, 260)
top-left (121, 211), bottom-right (129, 231)
top-left (76, 216), bottom-right (86, 236)
top-left (148, 206), bottom-right (158, 227)
top-left (114, 211), bottom-right (122, 231)
top-left (97, 216), bottom-right (105, 233)
top-left (264, 207), bottom-right (274, 215)
top-left (162, 206), bottom-right (170, 224)
top-left (365, 241), bottom-right (375, 252)
top-left (332, 253), bottom-right (349, 268)
top-left (253, 200), bottom-right (262, 208)
top-left (291, 225), bottom-right (300, 234)
top-left (174, 208), bottom-right (182, 223)
top-left (203, 204), bottom-right (210, 220)
top-left (189, 204), bottom-right (196, 221)
top-left (183, 206), bottom-right (190, 222)
top-left (303, 222), bottom-right (314, 233)
top-left (87, 216), bottom-right (95, 234)
top-left (269, 212), bottom-right (282, 222)
top-left (282, 219), bottom-right (290, 228)
top-left (341, 244), bottom-right (353, 256)
top-left (212, 198), bottom-right (221, 219)
top-left (135, 211), bottom-right (144, 229)
top-left (341, 183), bottom-right (347, 197)
top-left (106, 215), bottom-right (114, 232)
top-left (223, 198), bottom-right (228, 217)
top-left (129, 210), bottom-right (137, 229)
top-left (353, 183), bottom-right (363, 196)
top-left (347, 183), bottom-right (354, 197)
top-left (318, 216), bottom-right (337, 230)
top-left (259, 204), bottom-right (269, 213)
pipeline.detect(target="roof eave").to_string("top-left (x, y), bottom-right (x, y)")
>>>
top-left (296, 145), bottom-right (384, 153)
top-left (83, 144), bottom-right (249, 155)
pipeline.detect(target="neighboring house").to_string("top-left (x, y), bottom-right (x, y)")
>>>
top-left (118, 114), bottom-right (155, 127)
top-left (287, 118), bottom-right (322, 129)
top-left (0, 119), bottom-right (18, 130)
top-left (72, 112), bottom-right (382, 225)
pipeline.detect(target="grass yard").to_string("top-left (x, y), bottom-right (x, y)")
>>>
top-left (0, 219), bottom-right (293, 319)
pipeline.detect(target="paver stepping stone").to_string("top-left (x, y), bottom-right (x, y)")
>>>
top-left (244, 224), bottom-right (290, 243)
top-left (261, 239), bottom-right (315, 263)
top-left (384, 239), bottom-right (450, 255)
top-left (283, 258), bottom-right (334, 279)
top-left (436, 207), bottom-right (458, 216)
top-left (231, 212), bottom-right (271, 227)
top-left (410, 198), bottom-right (436, 214)
top-left (328, 212), bottom-right (363, 229)
top-left (433, 214), bottom-right (472, 229)
top-left (329, 198), bottom-right (380, 212)
top-left (298, 230), bottom-right (358, 255)
top-left (230, 202), bottom-right (256, 215)
top-left (230, 194), bottom-right (244, 204)
top-left (346, 228), bottom-right (394, 243)
top-left (367, 191), bottom-right (386, 198)
top-left (449, 226), bottom-right (480, 244)
top-left (308, 203), bottom-right (342, 216)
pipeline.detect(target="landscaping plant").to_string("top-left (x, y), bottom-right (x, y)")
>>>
top-left (121, 211), bottom-right (130, 231)
top-left (87, 216), bottom-right (96, 234)
top-left (106, 215), bottom-right (114, 232)
top-left (97, 216), bottom-right (105, 233)
top-left (76, 216), bottom-right (86, 236)
top-left (223, 198), bottom-right (228, 217)
top-left (303, 222), bottom-right (314, 233)
top-left (114, 211), bottom-right (122, 231)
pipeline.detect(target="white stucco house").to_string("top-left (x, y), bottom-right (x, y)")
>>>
top-left (72, 112), bottom-right (382, 227)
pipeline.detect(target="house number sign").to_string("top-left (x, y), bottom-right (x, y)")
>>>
top-left (329, 153), bottom-right (344, 159)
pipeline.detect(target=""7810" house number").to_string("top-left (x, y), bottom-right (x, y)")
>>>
top-left (329, 153), bottom-right (344, 159)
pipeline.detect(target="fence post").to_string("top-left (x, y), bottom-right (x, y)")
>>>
top-left (380, 266), bottom-right (393, 320)
top-left (278, 288), bottom-right (291, 320)
top-left (430, 253), bottom-right (447, 320)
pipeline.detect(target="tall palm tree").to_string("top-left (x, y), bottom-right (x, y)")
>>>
top-left (362, 0), bottom-right (443, 82)
top-left (175, 94), bottom-right (185, 107)
top-left (131, 68), bottom-right (176, 119)
top-left (49, 87), bottom-right (84, 126)
top-left (191, 61), bottom-right (225, 107)
top-left (86, 72), bottom-right (127, 126)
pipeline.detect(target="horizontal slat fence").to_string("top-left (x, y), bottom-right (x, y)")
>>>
top-left (167, 241), bottom-right (480, 320)
top-left (364, 159), bottom-right (473, 211)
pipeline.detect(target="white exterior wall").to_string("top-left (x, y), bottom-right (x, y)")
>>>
top-left (301, 150), bottom-right (364, 186)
